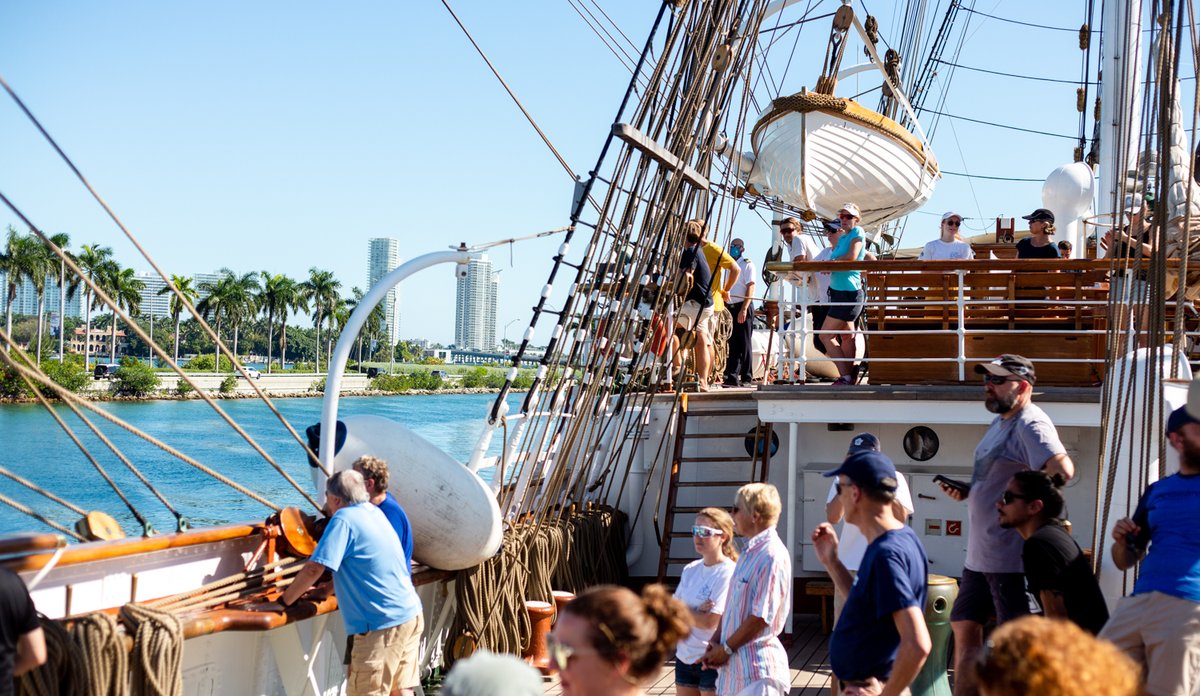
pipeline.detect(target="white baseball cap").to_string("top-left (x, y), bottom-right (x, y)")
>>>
top-left (941, 211), bottom-right (962, 222)
top-left (839, 203), bottom-right (861, 219)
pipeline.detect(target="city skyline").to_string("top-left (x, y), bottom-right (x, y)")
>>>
top-left (367, 238), bottom-right (401, 346)
top-left (454, 255), bottom-right (498, 352)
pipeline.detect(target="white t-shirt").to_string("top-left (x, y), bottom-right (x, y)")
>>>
top-left (729, 256), bottom-right (757, 303)
top-left (673, 557), bottom-right (736, 663)
top-left (919, 238), bottom-right (975, 260)
top-left (785, 235), bottom-right (824, 303)
top-left (813, 247), bottom-right (834, 302)
top-left (824, 472), bottom-right (915, 571)
top-left (788, 234), bottom-right (822, 262)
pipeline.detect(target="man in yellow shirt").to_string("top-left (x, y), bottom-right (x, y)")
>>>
top-left (698, 221), bottom-right (740, 386)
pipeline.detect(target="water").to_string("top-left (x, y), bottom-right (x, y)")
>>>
top-left (0, 393), bottom-right (515, 538)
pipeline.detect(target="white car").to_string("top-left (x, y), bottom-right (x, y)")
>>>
top-left (239, 367), bottom-right (262, 379)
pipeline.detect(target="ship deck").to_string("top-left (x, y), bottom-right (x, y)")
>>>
top-left (543, 614), bottom-right (836, 694)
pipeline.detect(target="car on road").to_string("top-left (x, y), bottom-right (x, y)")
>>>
top-left (239, 367), bottom-right (262, 379)
top-left (93, 363), bottom-right (121, 380)
top-left (431, 369), bottom-right (449, 379)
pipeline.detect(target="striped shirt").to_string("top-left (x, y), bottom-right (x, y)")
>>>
top-left (717, 526), bottom-right (793, 693)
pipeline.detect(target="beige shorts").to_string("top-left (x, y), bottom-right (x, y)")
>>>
top-left (347, 614), bottom-right (424, 696)
top-left (677, 301), bottom-right (715, 341)
top-left (1100, 591), bottom-right (1200, 696)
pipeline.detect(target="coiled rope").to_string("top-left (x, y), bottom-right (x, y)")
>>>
top-left (120, 603), bottom-right (183, 696)
top-left (17, 614), bottom-right (87, 696)
top-left (71, 612), bottom-right (128, 696)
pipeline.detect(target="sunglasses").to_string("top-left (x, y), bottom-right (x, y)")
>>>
top-left (1000, 490), bottom-right (1033, 505)
top-left (838, 213), bottom-right (855, 219)
top-left (781, 227), bottom-right (796, 234)
top-left (834, 480), bottom-right (852, 495)
top-left (982, 374), bottom-right (1017, 385)
top-left (546, 634), bottom-right (596, 670)
top-left (693, 525), bottom-right (722, 538)
top-left (945, 220), bottom-right (961, 227)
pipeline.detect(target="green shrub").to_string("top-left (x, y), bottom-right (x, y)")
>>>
top-left (0, 363), bottom-right (31, 399)
top-left (310, 377), bottom-right (326, 392)
top-left (175, 380), bottom-right (195, 397)
top-left (41, 357), bottom-right (90, 393)
top-left (184, 354), bottom-right (233, 372)
top-left (112, 357), bottom-right (160, 396)
top-left (370, 371), bottom-right (444, 392)
top-left (290, 361), bottom-right (315, 373)
top-left (218, 376), bottom-right (237, 394)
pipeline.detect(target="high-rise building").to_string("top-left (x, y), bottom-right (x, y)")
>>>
top-left (192, 272), bottom-right (223, 304)
top-left (454, 254), bottom-right (498, 351)
top-left (137, 273), bottom-right (171, 319)
top-left (367, 238), bottom-right (401, 346)
top-left (0, 273), bottom-right (83, 320)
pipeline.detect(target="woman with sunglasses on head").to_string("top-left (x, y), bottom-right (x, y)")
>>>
top-left (550, 584), bottom-right (691, 696)
top-left (822, 203), bottom-right (868, 385)
top-left (673, 508), bottom-right (739, 696)
top-left (919, 212), bottom-right (975, 260)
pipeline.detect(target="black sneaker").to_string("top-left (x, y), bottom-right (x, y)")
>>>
top-left (722, 376), bottom-right (741, 387)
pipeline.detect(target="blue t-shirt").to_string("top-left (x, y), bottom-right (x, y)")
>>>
top-left (829, 226), bottom-right (866, 292)
top-left (681, 244), bottom-right (714, 307)
top-left (379, 491), bottom-right (414, 567)
top-left (1131, 473), bottom-right (1200, 602)
top-left (830, 526), bottom-right (928, 681)
top-left (310, 502), bottom-right (422, 635)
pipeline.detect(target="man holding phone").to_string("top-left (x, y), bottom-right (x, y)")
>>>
top-left (937, 354), bottom-right (1074, 696)
top-left (1100, 405), bottom-right (1200, 696)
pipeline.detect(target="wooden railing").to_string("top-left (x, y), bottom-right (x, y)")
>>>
top-left (763, 259), bottom-right (1192, 386)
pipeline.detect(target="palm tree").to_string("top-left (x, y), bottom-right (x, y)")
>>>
top-left (0, 228), bottom-right (44, 353)
top-left (45, 233), bottom-right (77, 362)
top-left (223, 271), bottom-right (260, 365)
top-left (76, 244), bottom-right (114, 368)
top-left (105, 265), bottom-right (144, 363)
top-left (328, 296), bottom-right (353, 369)
top-left (259, 273), bottom-right (301, 373)
top-left (197, 271), bottom-right (235, 373)
top-left (158, 275), bottom-right (197, 366)
top-left (299, 268), bottom-right (340, 373)
top-left (348, 287), bottom-right (386, 371)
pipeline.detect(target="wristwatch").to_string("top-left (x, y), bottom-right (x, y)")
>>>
top-left (721, 641), bottom-right (734, 656)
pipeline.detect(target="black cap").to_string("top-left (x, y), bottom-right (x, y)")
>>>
top-left (973, 354), bottom-right (1037, 384)
top-left (1168, 405), bottom-right (1200, 435)
top-left (1022, 208), bottom-right (1055, 223)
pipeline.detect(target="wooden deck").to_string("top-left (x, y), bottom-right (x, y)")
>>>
top-left (543, 614), bottom-right (833, 694)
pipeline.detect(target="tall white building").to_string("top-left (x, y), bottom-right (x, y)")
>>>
top-left (454, 254), bottom-right (498, 351)
top-left (0, 273), bottom-right (83, 320)
top-left (367, 238), bottom-right (401, 345)
top-left (137, 273), bottom-right (171, 318)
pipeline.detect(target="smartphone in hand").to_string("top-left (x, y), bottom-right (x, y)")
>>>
top-left (933, 474), bottom-right (971, 495)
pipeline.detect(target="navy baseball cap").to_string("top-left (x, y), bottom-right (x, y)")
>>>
top-left (824, 450), bottom-right (898, 491)
top-left (1167, 405), bottom-right (1200, 435)
top-left (847, 432), bottom-right (881, 454)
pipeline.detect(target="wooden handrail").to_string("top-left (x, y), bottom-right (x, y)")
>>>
top-left (2, 524), bottom-right (262, 572)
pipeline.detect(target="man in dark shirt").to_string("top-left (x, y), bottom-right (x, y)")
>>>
top-left (674, 220), bottom-right (715, 390)
top-left (0, 567), bottom-right (45, 695)
top-left (813, 450), bottom-right (931, 696)
top-left (997, 470), bottom-right (1108, 634)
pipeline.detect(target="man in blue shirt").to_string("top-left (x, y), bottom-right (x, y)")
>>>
top-left (813, 450), bottom-right (930, 696)
top-left (1101, 405), bottom-right (1200, 696)
top-left (353, 455), bottom-right (414, 567)
top-left (280, 470), bottom-right (423, 696)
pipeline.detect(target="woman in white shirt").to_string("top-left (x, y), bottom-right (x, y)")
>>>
top-left (673, 507), bottom-right (738, 696)
top-left (919, 212), bottom-right (975, 260)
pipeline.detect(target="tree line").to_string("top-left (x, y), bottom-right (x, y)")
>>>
top-left (1, 227), bottom-right (431, 371)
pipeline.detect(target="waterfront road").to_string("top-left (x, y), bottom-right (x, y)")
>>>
top-left (87, 372), bottom-right (371, 396)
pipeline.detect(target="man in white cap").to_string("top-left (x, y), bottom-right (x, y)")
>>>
top-left (918, 212), bottom-right (975, 260)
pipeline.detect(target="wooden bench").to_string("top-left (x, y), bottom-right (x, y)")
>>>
top-left (806, 579), bottom-right (836, 634)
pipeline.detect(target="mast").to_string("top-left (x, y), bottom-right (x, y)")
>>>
top-left (1095, 0), bottom-right (1144, 237)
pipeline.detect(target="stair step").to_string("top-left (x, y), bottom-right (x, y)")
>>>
top-left (678, 456), bottom-right (754, 463)
top-left (676, 480), bottom-right (750, 488)
top-left (682, 432), bottom-right (760, 439)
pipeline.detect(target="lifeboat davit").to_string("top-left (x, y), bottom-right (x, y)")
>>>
top-left (319, 414), bottom-right (502, 571)
top-left (746, 91), bottom-right (939, 228)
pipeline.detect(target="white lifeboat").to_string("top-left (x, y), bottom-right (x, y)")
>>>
top-left (745, 91), bottom-right (939, 228)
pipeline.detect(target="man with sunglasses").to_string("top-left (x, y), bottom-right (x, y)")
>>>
top-left (938, 354), bottom-right (1074, 696)
top-left (918, 212), bottom-right (974, 261)
top-left (1100, 404), bottom-right (1200, 696)
top-left (997, 470), bottom-right (1108, 634)
top-left (813, 450), bottom-right (930, 696)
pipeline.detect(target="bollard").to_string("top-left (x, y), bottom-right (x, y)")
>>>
top-left (911, 574), bottom-right (958, 696)
top-left (551, 590), bottom-right (575, 625)
top-left (523, 600), bottom-right (555, 674)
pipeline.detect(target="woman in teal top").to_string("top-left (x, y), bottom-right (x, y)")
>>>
top-left (821, 203), bottom-right (866, 385)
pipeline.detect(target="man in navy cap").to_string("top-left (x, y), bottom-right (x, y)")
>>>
top-left (813, 450), bottom-right (930, 696)
top-left (1100, 404), bottom-right (1200, 696)
top-left (939, 353), bottom-right (1074, 696)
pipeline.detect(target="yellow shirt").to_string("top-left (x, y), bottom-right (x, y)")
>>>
top-left (702, 241), bottom-right (737, 314)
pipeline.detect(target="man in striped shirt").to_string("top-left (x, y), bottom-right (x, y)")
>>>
top-left (701, 482), bottom-right (792, 696)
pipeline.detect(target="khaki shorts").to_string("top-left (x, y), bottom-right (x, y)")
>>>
top-left (347, 614), bottom-right (424, 696)
top-left (676, 301), bottom-right (715, 341)
top-left (1100, 591), bottom-right (1200, 696)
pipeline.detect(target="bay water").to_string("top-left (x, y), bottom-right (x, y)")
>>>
top-left (0, 393), bottom-right (516, 538)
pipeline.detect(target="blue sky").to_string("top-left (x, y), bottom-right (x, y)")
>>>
top-left (1, 2), bottom-right (1182, 345)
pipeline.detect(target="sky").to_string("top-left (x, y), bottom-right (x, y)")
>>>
top-left (1, 1), bottom-right (1186, 346)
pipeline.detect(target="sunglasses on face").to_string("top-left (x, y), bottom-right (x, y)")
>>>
top-left (1000, 490), bottom-right (1033, 505)
top-left (945, 220), bottom-right (961, 227)
top-left (781, 227), bottom-right (795, 234)
top-left (982, 374), bottom-right (1016, 385)
top-left (838, 213), bottom-right (854, 220)
top-left (693, 525), bottom-right (722, 538)
top-left (546, 634), bottom-right (595, 670)
top-left (834, 480), bottom-right (852, 495)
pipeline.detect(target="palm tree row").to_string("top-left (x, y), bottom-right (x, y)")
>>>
top-left (2, 229), bottom-right (388, 371)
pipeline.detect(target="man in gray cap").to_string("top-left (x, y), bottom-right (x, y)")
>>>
top-left (938, 354), bottom-right (1075, 696)
top-left (1100, 404), bottom-right (1200, 696)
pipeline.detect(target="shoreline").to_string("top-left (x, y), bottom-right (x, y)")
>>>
top-left (0, 387), bottom-right (514, 405)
